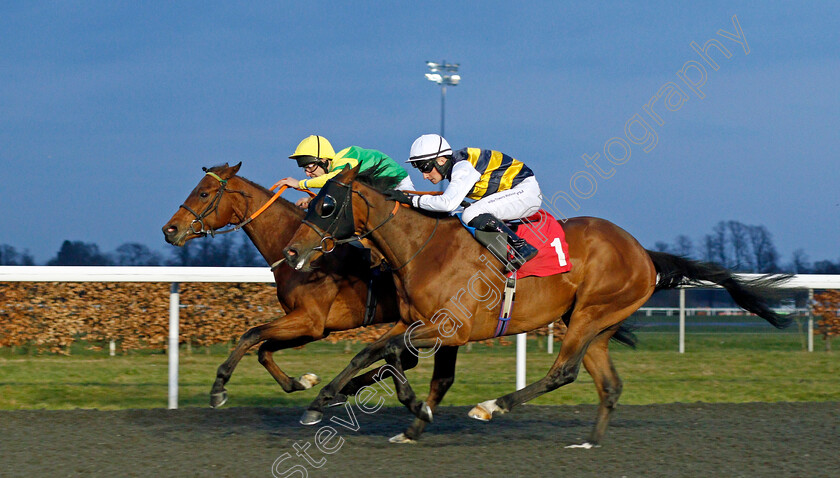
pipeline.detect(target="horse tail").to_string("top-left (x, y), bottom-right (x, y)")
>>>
top-left (611, 323), bottom-right (638, 348)
top-left (560, 301), bottom-right (638, 348)
top-left (646, 250), bottom-right (793, 329)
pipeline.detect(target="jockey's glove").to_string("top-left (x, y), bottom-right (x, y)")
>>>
top-left (384, 189), bottom-right (412, 205)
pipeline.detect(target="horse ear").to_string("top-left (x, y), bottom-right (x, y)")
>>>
top-left (230, 162), bottom-right (242, 175)
top-left (336, 162), bottom-right (361, 180)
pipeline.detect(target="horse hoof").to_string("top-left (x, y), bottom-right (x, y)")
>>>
top-left (468, 399), bottom-right (503, 422)
top-left (418, 403), bottom-right (433, 423)
top-left (388, 433), bottom-right (416, 444)
top-left (325, 393), bottom-right (347, 408)
top-left (297, 373), bottom-right (321, 390)
top-left (565, 442), bottom-right (600, 449)
top-left (300, 410), bottom-right (323, 426)
top-left (209, 391), bottom-right (228, 408)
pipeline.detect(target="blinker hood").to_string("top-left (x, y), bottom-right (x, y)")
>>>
top-left (302, 178), bottom-right (356, 240)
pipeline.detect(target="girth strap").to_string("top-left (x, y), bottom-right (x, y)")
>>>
top-left (494, 272), bottom-right (517, 337)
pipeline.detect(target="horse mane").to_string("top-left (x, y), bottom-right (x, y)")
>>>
top-left (354, 162), bottom-right (402, 191)
top-left (206, 164), bottom-right (304, 219)
top-left (354, 164), bottom-right (453, 221)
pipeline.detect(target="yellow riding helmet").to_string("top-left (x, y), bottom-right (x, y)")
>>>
top-left (289, 135), bottom-right (336, 168)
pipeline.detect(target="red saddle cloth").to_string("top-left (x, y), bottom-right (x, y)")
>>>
top-left (510, 210), bottom-right (572, 279)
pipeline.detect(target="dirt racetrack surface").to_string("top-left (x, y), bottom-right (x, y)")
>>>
top-left (2, 402), bottom-right (838, 477)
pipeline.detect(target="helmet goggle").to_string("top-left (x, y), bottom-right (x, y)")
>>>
top-left (412, 158), bottom-right (437, 174)
top-left (304, 162), bottom-right (323, 174)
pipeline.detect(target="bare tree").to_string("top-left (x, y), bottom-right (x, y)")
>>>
top-left (673, 234), bottom-right (694, 258)
top-left (0, 245), bottom-right (35, 265)
top-left (747, 225), bottom-right (779, 272)
top-left (701, 234), bottom-right (719, 263)
top-left (713, 221), bottom-right (729, 267)
top-left (653, 241), bottom-right (670, 253)
top-left (789, 248), bottom-right (811, 274)
top-left (727, 220), bottom-right (753, 271)
top-left (116, 243), bottom-right (163, 266)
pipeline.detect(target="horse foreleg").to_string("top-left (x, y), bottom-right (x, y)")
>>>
top-left (392, 345), bottom-right (459, 444)
top-left (210, 310), bottom-right (322, 407)
top-left (301, 321), bottom-right (408, 426)
top-left (376, 336), bottom-right (432, 424)
top-left (333, 347), bottom-right (420, 405)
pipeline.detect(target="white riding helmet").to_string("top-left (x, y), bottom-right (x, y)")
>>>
top-left (408, 134), bottom-right (452, 163)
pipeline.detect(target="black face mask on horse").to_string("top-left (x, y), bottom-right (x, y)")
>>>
top-left (299, 177), bottom-right (358, 254)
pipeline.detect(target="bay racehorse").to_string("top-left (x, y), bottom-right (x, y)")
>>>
top-left (162, 163), bottom-right (418, 410)
top-left (282, 164), bottom-right (791, 447)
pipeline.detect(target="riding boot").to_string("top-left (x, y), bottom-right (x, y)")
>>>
top-left (469, 214), bottom-right (538, 269)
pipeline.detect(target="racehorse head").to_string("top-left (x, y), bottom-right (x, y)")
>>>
top-left (162, 162), bottom-right (244, 246)
top-left (282, 163), bottom-right (373, 271)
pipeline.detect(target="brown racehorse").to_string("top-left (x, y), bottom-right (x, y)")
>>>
top-left (282, 164), bottom-right (791, 447)
top-left (162, 163), bottom-right (423, 412)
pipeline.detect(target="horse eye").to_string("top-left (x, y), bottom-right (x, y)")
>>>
top-left (317, 195), bottom-right (337, 218)
top-left (200, 192), bottom-right (210, 198)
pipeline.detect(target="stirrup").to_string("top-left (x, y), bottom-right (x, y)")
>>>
top-left (509, 242), bottom-right (538, 269)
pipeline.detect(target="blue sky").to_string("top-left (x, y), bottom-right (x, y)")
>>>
top-left (1, 1), bottom-right (838, 265)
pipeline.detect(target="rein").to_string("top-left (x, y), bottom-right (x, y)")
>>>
top-left (180, 171), bottom-right (315, 237)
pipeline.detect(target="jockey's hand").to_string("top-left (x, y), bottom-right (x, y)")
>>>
top-left (296, 196), bottom-right (312, 209)
top-left (278, 177), bottom-right (301, 189)
top-left (384, 189), bottom-right (412, 205)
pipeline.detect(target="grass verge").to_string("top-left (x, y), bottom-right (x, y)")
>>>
top-left (0, 333), bottom-right (837, 410)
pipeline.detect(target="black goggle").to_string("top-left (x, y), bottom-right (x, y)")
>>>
top-left (412, 159), bottom-right (436, 174)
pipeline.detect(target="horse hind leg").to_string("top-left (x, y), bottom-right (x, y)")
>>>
top-left (469, 302), bottom-right (637, 422)
top-left (257, 338), bottom-right (320, 392)
top-left (567, 327), bottom-right (623, 448)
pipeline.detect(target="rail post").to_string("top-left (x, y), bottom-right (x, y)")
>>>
top-left (168, 282), bottom-right (180, 409)
top-left (547, 323), bottom-right (554, 354)
top-left (679, 288), bottom-right (686, 354)
top-left (516, 333), bottom-right (526, 390)
top-left (807, 288), bottom-right (814, 353)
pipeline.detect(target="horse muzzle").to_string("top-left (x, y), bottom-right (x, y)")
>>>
top-left (162, 223), bottom-right (191, 246)
top-left (283, 245), bottom-right (313, 271)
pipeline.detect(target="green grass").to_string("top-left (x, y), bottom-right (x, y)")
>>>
top-left (0, 333), bottom-right (837, 410)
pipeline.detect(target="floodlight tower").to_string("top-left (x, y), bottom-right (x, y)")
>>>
top-left (425, 61), bottom-right (460, 137)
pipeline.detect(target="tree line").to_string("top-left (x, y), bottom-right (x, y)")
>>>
top-left (0, 219), bottom-right (838, 272)
top-left (0, 234), bottom-right (264, 267)
top-left (652, 220), bottom-right (838, 274)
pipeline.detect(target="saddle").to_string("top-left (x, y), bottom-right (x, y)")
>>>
top-left (458, 210), bottom-right (572, 279)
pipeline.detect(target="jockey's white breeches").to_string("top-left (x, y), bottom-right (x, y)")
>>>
top-left (461, 176), bottom-right (542, 225)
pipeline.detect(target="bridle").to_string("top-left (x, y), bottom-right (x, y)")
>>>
top-left (179, 171), bottom-right (237, 237)
top-left (300, 180), bottom-right (401, 253)
top-left (179, 169), bottom-right (314, 237)
top-left (300, 179), bottom-right (438, 270)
